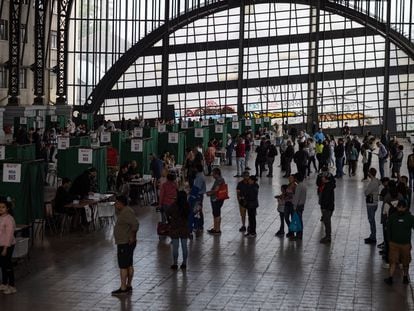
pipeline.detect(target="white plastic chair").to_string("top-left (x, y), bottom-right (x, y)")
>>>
top-left (12, 237), bottom-right (30, 273)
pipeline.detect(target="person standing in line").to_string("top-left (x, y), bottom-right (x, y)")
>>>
top-left (159, 173), bottom-right (178, 224)
top-left (204, 142), bottom-right (216, 176)
top-left (236, 171), bottom-right (250, 232)
top-left (244, 132), bottom-right (252, 170)
top-left (284, 175), bottom-right (297, 238)
top-left (245, 175), bottom-right (259, 237)
top-left (188, 164), bottom-right (206, 238)
top-left (166, 191), bottom-right (190, 270)
top-left (319, 174), bottom-right (336, 244)
top-left (384, 200), bottom-right (414, 285)
top-left (291, 173), bottom-right (307, 241)
top-left (315, 139), bottom-right (324, 172)
top-left (391, 145), bottom-right (404, 180)
top-left (226, 134), bottom-right (234, 166)
top-left (234, 136), bottom-right (246, 177)
top-left (361, 142), bottom-right (372, 181)
top-left (112, 196), bottom-right (139, 296)
top-left (206, 168), bottom-right (225, 235)
top-left (306, 138), bottom-right (317, 176)
top-left (364, 168), bottom-right (382, 245)
top-left (376, 141), bottom-right (388, 179)
top-left (275, 185), bottom-right (288, 236)
top-left (334, 138), bottom-right (345, 178)
top-left (282, 140), bottom-right (295, 178)
top-left (0, 197), bottom-right (16, 295)
top-left (293, 142), bottom-right (308, 180)
top-left (406, 148), bottom-right (414, 191)
top-left (266, 140), bottom-right (278, 178)
top-left (255, 139), bottom-right (268, 178)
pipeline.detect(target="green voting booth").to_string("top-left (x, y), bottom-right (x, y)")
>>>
top-left (158, 132), bottom-right (186, 165)
top-left (120, 138), bottom-right (153, 175)
top-left (5, 144), bottom-right (36, 161)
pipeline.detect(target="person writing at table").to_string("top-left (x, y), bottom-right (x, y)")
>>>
top-left (70, 167), bottom-right (98, 199)
top-left (54, 177), bottom-right (76, 216)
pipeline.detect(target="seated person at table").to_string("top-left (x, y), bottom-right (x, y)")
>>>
top-left (128, 161), bottom-right (140, 180)
top-left (117, 164), bottom-right (130, 196)
top-left (54, 178), bottom-right (76, 215)
top-left (70, 167), bottom-right (98, 199)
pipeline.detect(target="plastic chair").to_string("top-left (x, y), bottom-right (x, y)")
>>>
top-left (97, 202), bottom-right (115, 227)
top-left (12, 237), bottom-right (30, 273)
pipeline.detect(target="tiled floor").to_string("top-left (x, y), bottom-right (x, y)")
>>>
top-left (2, 142), bottom-right (414, 310)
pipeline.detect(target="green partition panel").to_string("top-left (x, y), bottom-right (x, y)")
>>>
top-left (57, 146), bottom-right (107, 193)
top-left (242, 119), bottom-right (256, 134)
top-left (57, 115), bottom-right (67, 129)
top-left (166, 124), bottom-right (179, 132)
top-left (0, 159), bottom-right (44, 224)
top-left (263, 118), bottom-right (271, 129)
top-left (70, 136), bottom-right (91, 147)
top-left (158, 132), bottom-right (186, 165)
top-left (5, 144), bottom-right (36, 161)
top-left (143, 127), bottom-right (158, 157)
top-left (120, 138), bottom-right (152, 175)
top-left (211, 123), bottom-right (228, 146)
top-left (80, 113), bottom-right (94, 131)
top-left (111, 131), bottom-right (129, 153)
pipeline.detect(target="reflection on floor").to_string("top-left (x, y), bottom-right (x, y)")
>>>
top-left (2, 142), bottom-right (414, 310)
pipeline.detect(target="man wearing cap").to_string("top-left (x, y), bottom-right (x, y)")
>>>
top-left (384, 200), bottom-right (414, 285)
top-left (112, 196), bottom-right (139, 295)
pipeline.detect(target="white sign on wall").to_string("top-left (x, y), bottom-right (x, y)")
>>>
top-left (181, 121), bottom-right (188, 129)
top-left (133, 127), bottom-right (143, 138)
top-left (3, 163), bottom-right (22, 183)
top-left (168, 133), bottom-right (179, 144)
top-left (232, 122), bottom-right (240, 130)
top-left (50, 115), bottom-right (58, 122)
top-left (100, 132), bottom-right (111, 143)
top-left (78, 148), bottom-right (93, 164)
top-left (57, 136), bottom-right (70, 150)
top-left (20, 117), bottom-right (27, 125)
top-left (194, 128), bottom-right (204, 138)
top-left (245, 119), bottom-right (252, 126)
top-left (255, 118), bottom-right (262, 125)
top-left (158, 124), bottom-right (166, 133)
top-left (131, 139), bottom-right (143, 152)
top-left (218, 117), bottom-right (225, 124)
top-left (0, 146), bottom-right (5, 160)
top-left (215, 124), bottom-right (223, 133)
top-left (202, 120), bottom-right (209, 126)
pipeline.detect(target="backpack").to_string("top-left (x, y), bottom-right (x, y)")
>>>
top-left (268, 144), bottom-right (278, 157)
top-left (408, 154), bottom-right (414, 169)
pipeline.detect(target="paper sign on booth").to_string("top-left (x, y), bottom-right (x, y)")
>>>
top-left (3, 163), bottom-right (21, 183)
top-left (255, 118), bottom-right (262, 125)
top-left (81, 114), bottom-right (88, 120)
top-left (181, 121), bottom-right (188, 129)
top-left (20, 117), bottom-right (27, 124)
top-left (51, 115), bottom-right (58, 122)
top-left (195, 128), bottom-right (204, 138)
top-left (133, 127), bottom-right (143, 138)
top-left (158, 124), bottom-right (166, 133)
top-left (57, 136), bottom-right (70, 150)
top-left (131, 139), bottom-right (143, 152)
top-left (218, 117), bottom-right (224, 124)
top-left (201, 120), bottom-right (209, 126)
top-left (101, 132), bottom-right (111, 143)
top-left (245, 119), bottom-right (252, 126)
top-left (78, 148), bottom-right (93, 164)
top-left (264, 117), bottom-right (270, 122)
top-left (232, 115), bottom-right (238, 122)
top-left (168, 133), bottom-right (178, 144)
top-left (232, 122), bottom-right (239, 130)
top-left (0, 146), bottom-right (5, 160)
top-left (215, 124), bottom-right (223, 133)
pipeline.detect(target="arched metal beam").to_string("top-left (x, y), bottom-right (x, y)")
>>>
top-left (80, 0), bottom-right (414, 114)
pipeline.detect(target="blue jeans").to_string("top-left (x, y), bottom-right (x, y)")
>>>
top-left (335, 157), bottom-right (344, 177)
top-left (409, 169), bottom-right (414, 190)
top-left (236, 157), bottom-right (245, 175)
top-left (378, 158), bottom-right (386, 179)
top-left (367, 203), bottom-right (378, 240)
top-left (171, 238), bottom-right (188, 265)
top-left (295, 205), bottom-right (304, 238)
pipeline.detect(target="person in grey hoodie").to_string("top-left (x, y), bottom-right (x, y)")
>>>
top-left (364, 167), bottom-right (382, 244)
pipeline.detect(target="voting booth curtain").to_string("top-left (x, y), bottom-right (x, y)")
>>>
top-left (5, 144), bottom-right (36, 161)
top-left (120, 138), bottom-right (153, 175)
top-left (158, 132), bottom-right (186, 165)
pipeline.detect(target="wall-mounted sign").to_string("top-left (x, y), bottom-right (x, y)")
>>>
top-left (195, 128), bottom-right (204, 138)
top-left (131, 139), bottom-right (143, 152)
top-left (133, 127), bottom-right (143, 138)
top-left (57, 136), bottom-right (70, 150)
top-left (168, 133), bottom-right (179, 144)
top-left (245, 119), bottom-right (252, 126)
top-left (3, 163), bottom-right (21, 183)
top-left (158, 124), bottom-right (166, 133)
top-left (0, 146), bottom-right (5, 160)
top-left (215, 124), bottom-right (223, 133)
top-left (232, 122), bottom-right (239, 130)
top-left (78, 148), bottom-right (93, 164)
top-left (101, 132), bottom-right (111, 143)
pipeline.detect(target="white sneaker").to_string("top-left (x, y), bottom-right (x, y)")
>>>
top-left (3, 286), bottom-right (17, 294)
top-left (0, 284), bottom-right (8, 291)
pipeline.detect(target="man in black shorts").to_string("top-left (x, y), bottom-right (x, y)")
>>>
top-left (112, 196), bottom-right (139, 296)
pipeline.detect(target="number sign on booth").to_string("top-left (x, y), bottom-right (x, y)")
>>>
top-left (51, 115), bottom-right (58, 122)
top-left (57, 136), bottom-right (70, 150)
top-left (133, 127), bottom-right (143, 138)
top-left (158, 124), bottom-right (166, 133)
top-left (81, 114), bottom-right (88, 120)
top-left (131, 139), bottom-right (143, 152)
top-left (3, 163), bottom-right (22, 183)
top-left (20, 117), bottom-right (27, 125)
top-left (245, 119), bottom-right (252, 126)
top-left (215, 124), bottom-right (223, 133)
top-left (195, 128), bottom-right (204, 138)
top-left (181, 121), bottom-right (188, 129)
top-left (254, 140), bottom-right (261, 146)
top-left (0, 146), bottom-right (5, 160)
top-left (78, 148), bottom-right (93, 164)
top-left (100, 132), bottom-right (111, 143)
top-left (264, 117), bottom-right (270, 122)
top-left (202, 120), bottom-right (209, 126)
top-left (168, 133), bottom-right (179, 144)
top-left (232, 115), bottom-right (238, 122)
top-left (218, 117), bottom-right (224, 124)
top-left (255, 118), bottom-right (262, 125)
top-left (232, 122), bottom-right (239, 130)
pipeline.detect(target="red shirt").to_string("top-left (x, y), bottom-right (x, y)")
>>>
top-left (160, 180), bottom-right (178, 206)
top-left (235, 142), bottom-right (246, 157)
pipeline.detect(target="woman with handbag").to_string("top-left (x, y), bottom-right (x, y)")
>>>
top-left (364, 167), bottom-right (382, 244)
top-left (206, 168), bottom-right (226, 235)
